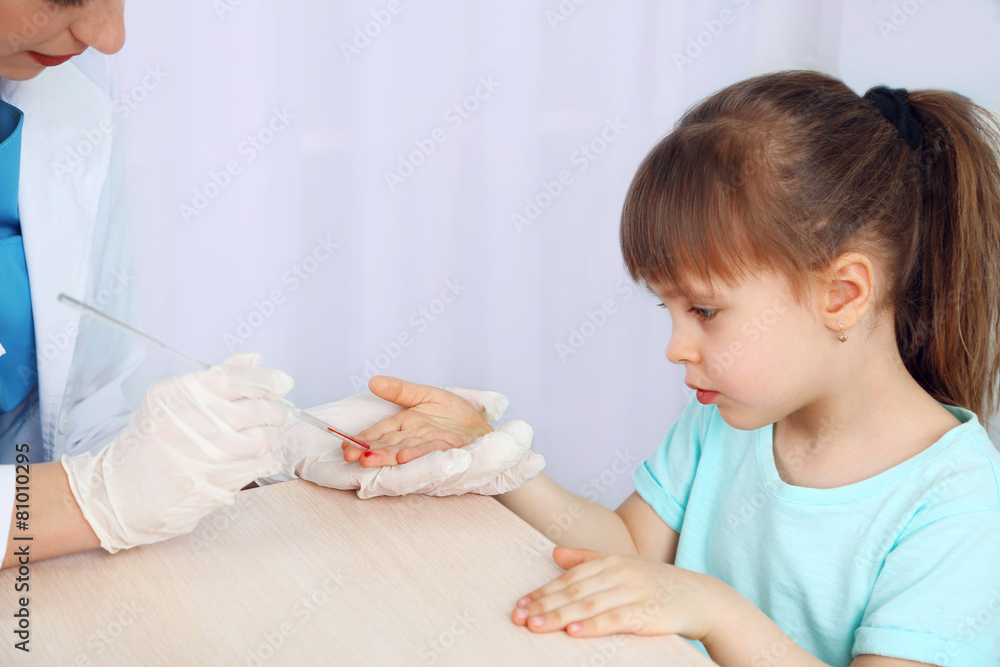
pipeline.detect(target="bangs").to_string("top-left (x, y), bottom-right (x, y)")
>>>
top-left (620, 122), bottom-right (813, 301)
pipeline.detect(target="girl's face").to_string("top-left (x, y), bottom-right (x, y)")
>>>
top-left (0, 0), bottom-right (125, 81)
top-left (653, 271), bottom-right (831, 431)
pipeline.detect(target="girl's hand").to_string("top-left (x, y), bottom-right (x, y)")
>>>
top-left (512, 546), bottom-right (720, 641)
top-left (344, 376), bottom-right (495, 467)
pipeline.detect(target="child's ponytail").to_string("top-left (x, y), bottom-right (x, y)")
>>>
top-left (897, 92), bottom-right (1000, 419)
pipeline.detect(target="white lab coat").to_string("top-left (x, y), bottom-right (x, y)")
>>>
top-left (0, 61), bottom-right (140, 465)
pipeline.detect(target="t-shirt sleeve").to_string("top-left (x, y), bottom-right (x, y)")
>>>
top-left (631, 396), bottom-right (710, 533)
top-left (854, 511), bottom-right (1000, 666)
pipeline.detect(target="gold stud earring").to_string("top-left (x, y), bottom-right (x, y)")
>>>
top-left (837, 322), bottom-right (848, 343)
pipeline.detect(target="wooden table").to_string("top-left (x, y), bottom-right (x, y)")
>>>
top-left (1, 481), bottom-right (715, 666)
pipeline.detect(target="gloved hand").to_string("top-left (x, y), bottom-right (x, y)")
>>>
top-left (279, 388), bottom-right (544, 497)
top-left (358, 420), bottom-right (545, 498)
top-left (62, 352), bottom-right (293, 553)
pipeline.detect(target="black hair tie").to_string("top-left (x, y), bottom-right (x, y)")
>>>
top-left (863, 86), bottom-right (924, 150)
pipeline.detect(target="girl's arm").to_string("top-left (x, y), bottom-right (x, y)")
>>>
top-left (1, 462), bottom-right (100, 569)
top-left (498, 477), bottom-right (679, 562)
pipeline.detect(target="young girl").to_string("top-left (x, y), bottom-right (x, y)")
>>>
top-left (346, 70), bottom-right (1000, 667)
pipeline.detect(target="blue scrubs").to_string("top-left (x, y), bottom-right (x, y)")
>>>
top-left (0, 100), bottom-right (37, 413)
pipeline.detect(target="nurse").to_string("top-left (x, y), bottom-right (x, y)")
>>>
top-left (0, 0), bottom-right (311, 564)
top-left (1, 0), bottom-right (136, 457)
top-left (0, 1), bottom-right (543, 568)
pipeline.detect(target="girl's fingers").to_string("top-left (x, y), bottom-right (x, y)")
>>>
top-left (515, 574), bottom-right (620, 621)
top-left (356, 439), bottom-right (456, 468)
top-left (368, 431), bottom-right (411, 449)
top-left (513, 590), bottom-right (633, 634)
top-left (395, 440), bottom-right (454, 464)
top-left (355, 416), bottom-right (405, 444)
top-left (343, 427), bottom-right (406, 463)
top-left (368, 376), bottom-right (446, 410)
top-left (358, 447), bottom-right (398, 467)
top-left (520, 554), bottom-right (616, 603)
top-left (553, 546), bottom-right (608, 571)
top-left (564, 603), bottom-right (649, 637)
top-left (342, 442), bottom-right (364, 463)
top-left (391, 434), bottom-right (448, 450)
top-left (356, 418), bottom-right (446, 449)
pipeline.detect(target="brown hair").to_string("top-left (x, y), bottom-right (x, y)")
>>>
top-left (620, 70), bottom-right (1000, 418)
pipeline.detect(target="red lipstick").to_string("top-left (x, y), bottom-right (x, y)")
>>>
top-left (27, 51), bottom-right (83, 67)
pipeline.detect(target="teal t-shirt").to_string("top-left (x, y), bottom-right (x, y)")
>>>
top-left (633, 397), bottom-right (1000, 667)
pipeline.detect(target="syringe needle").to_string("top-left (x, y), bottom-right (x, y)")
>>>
top-left (57, 293), bottom-right (370, 451)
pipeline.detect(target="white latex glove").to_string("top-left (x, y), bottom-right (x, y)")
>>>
top-left (279, 390), bottom-right (544, 497)
top-left (62, 352), bottom-right (293, 553)
top-left (358, 420), bottom-right (545, 498)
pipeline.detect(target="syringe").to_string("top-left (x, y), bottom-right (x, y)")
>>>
top-left (57, 293), bottom-right (371, 451)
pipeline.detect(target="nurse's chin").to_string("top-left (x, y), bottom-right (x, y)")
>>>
top-left (0, 60), bottom-right (49, 82)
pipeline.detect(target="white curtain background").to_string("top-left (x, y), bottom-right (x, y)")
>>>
top-left (104, 0), bottom-right (1000, 509)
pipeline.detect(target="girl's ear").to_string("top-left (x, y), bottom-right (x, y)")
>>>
top-left (818, 252), bottom-right (876, 332)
